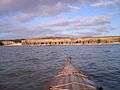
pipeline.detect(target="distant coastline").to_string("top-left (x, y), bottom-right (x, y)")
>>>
top-left (0, 36), bottom-right (120, 46)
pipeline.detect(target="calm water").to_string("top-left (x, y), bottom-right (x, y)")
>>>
top-left (0, 45), bottom-right (120, 90)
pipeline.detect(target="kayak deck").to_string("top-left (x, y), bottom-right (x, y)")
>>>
top-left (48, 57), bottom-right (99, 90)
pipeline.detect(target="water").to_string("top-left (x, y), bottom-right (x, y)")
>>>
top-left (0, 45), bottom-right (120, 90)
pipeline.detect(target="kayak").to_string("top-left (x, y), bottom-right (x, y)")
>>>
top-left (47, 57), bottom-right (103, 90)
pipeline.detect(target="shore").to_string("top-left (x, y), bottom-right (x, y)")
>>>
top-left (0, 36), bottom-right (120, 46)
top-left (1, 42), bottom-right (120, 46)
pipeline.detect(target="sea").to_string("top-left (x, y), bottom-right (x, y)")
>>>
top-left (0, 44), bottom-right (120, 90)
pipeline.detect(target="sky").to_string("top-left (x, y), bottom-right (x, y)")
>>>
top-left (0, 0), bottom-right (120, 39)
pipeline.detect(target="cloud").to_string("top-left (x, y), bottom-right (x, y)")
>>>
top-left (35, 15), bottom-right (111, 31)
top-left (0, 0), bottom-right (119, 22)
top-left (50, 32), bottom-right (102, 38)
top-left (0, 0), bottom-right (119, 39)
top-left (0, 14), bottom-right (112, 39)
top-left (15, 14), bottom-right (110, 38)
top-left (0, 0), bottom-right (81, 17)
top-left (0, 0), bottom-right (103, 19)
top-left (12, 13), bottom-right (33, 22)
top-left (91, 0), bottom-right (120, 8)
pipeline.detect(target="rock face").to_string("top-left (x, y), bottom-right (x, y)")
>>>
top-left (22, 36), bottom-right (120, 45)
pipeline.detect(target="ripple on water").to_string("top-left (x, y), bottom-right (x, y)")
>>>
top-left (0, 45), bottom-right (120, 90)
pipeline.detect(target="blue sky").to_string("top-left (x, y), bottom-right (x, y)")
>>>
top-left (0, 0), bottom-right (120, 39)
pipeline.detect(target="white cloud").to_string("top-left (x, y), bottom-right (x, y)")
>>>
top-left (91, 0), bottom-right (120, 7)
top-left (0, 0), bottom-right (119, 39)
top-left (34, 15), bottom-right (111, 31)
top-left (0, 14), bottom-right (113, 39)
top-left (0, 0), bottom-right (119, 22)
